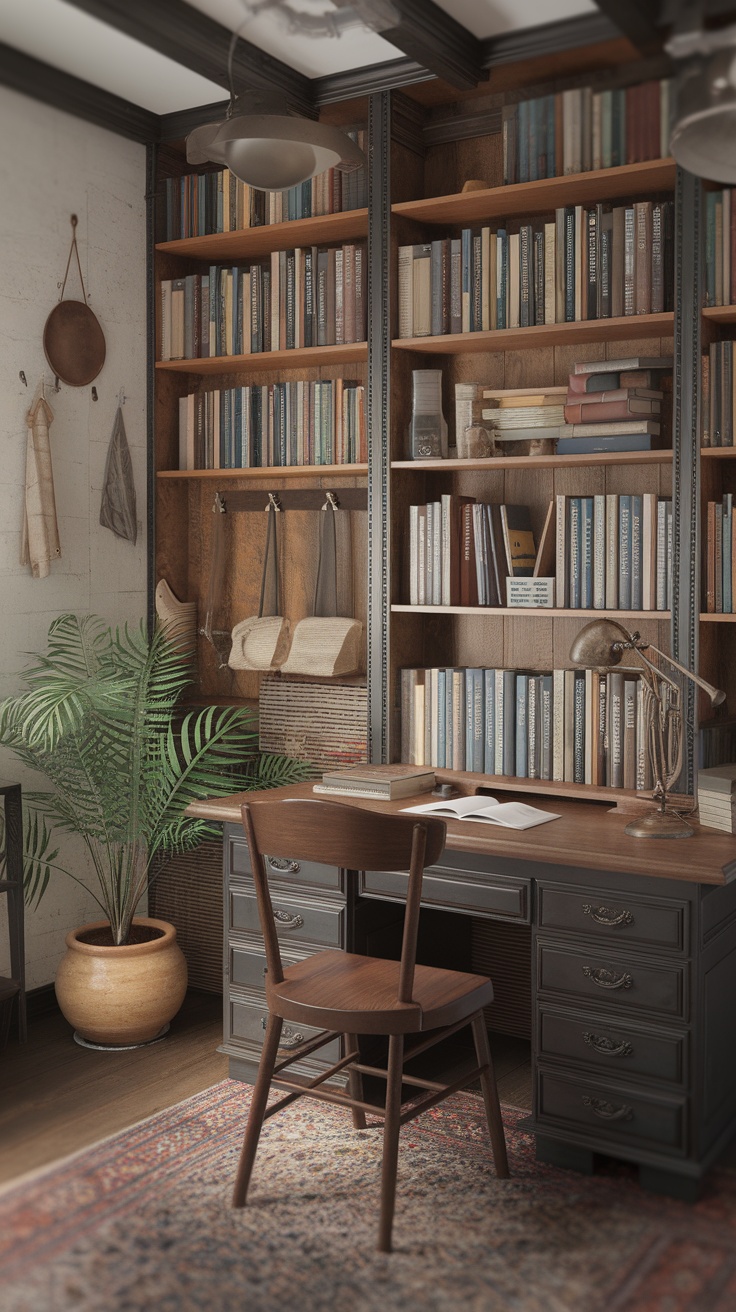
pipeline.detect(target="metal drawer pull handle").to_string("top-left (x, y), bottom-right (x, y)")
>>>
top-left (583, 1032), bottom-right (633, 1058)
top-left (583, 903), bottom-right (634, 927)
top-left (266, 856), bottom-right (301, 873)
top-left (582, 1095), bottom-right (634, 1122)
top-left (261, 1017), bottom-right (304, 1048)
top-left (273, 909), bottom-right (304, 930)
top-left (583, 966), bottom-right (633, 990)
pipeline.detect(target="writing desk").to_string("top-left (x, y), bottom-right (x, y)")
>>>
top-left (189, 780), bottom-right (736, 1201)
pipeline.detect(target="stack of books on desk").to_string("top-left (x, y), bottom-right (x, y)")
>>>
top-left (313, 764), bottom-right (436, 801)
top-left (556, 355), bottom-right (672, 454)
top-left (698, 764), bottom-right (736, 833)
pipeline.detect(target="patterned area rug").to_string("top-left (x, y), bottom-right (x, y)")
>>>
top-left (2, 1080), bottom-right (736, 1312)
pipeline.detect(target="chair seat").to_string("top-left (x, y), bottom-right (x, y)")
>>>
top-left (267, 950), bottom-right (495, 1035)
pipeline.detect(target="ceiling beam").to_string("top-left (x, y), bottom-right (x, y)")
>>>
top-left (0, 41), bottom-right (158, 143)
top-left (481, 12), bottom-right (621, 67)
top-left (62, 0), bottom-right (315, 115)
top-left (378, 0), bottom-right (484, 89)
top-left (311, 56), bottom-right (434, 106)
top-left (588, 0), bottom-right (666, 54)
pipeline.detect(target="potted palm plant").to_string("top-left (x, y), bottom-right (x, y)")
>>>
top-left (0, 614), bottom-right (308, 1045)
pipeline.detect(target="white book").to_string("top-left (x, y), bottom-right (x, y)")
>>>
top-left (593, 494), bottom-right (606, 609)
top-left (605, 493), bottom-right (619, 609)
top-left (494, 669), bottom-right (505, 776)
top-left (409, 505), bottom-right (419, 606)
top-left (585, 668), bottom-right (593, 785)
top-left (642, 492), bottom-right (657, 611)
top-left (553, 668), bottom-right (565, 782)
top-left (555, 494), bottom-right (568, 608)
top-left (402, 795), bottom-right (560, 830)
top-left (564, 668), bottom-right (576, 782)
top-left (544, 222), bottom-right (557, 325)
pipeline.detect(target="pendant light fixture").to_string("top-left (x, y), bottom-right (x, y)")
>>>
top-left (667, 6), bottom-right (736, 183)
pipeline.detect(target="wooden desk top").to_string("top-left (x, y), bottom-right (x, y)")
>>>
top-left (188, 780), bottom-right (736, 886)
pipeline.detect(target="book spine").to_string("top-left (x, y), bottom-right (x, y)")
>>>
top-left (619, 495), bottom-right (632, 610)
top-left (515, 674), bottom-right (528, 778)
top-left (593, 494), bottom-right (606, 609)
top-left (527, 674), bottom-right (538, 779)
top-left (573, 672), bottom-right (586, 784)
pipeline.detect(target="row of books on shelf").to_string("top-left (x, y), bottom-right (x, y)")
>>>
top-left (398, 201), bottom-right (674, 339)
top-left (502, 78), bottom-right (672, 186)
top-left (159, 243), bottom-right (367, 361)
top-left (407, 493), bottom-right (673, 611)
top-left (704, 188), bottom-right (736, 308)
top-left (705, 495), bottom-right (736, 614)
top-left (703, 340), bottom-right (736, 447)
top-left (400, 665), bottom-right (653, 791)
top-left (162, 130), bottom-right (367, 241)
top-left (177, 380), bottom-right (367, 471)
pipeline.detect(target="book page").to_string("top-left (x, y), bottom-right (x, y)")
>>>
top-left (402, 797), bottom-right (559, 828)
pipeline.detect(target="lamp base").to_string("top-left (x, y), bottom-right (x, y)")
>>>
top-left (624, 809), bottom-right (695, 839)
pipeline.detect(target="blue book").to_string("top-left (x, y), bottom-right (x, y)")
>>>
top-left (461, 229), bottom-right (472, 331)
top-left (502, 669), bottom-right (516, 776)
top-left (569, 497), bottom-right (582, 609)
top-left (437, 669), bottom-right (446, 769)
top-left (483, 669), bottom-right (495, 774)
top-left (515, 674), bottom-right (528, 778)
top-left (465, 669), bottom-right (484, 773)
top-left (496, 229), bottom-right (507, 330)
top-left (619, 495), bottom-right (632, 610)
top-left (581, 497), bottom-right (594, 609)
top-left (556, 434), bottom-right (653, 454)
top-left (631, 495), bottom-right (643, 610)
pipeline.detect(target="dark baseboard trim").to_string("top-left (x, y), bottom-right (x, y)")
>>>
top-left (25, 983), bottom-right (61, 1022)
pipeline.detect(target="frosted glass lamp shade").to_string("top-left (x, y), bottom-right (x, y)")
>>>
top-left (187, 112), bottom-right (365, 192)
top-left (670, 48), bottom-right (736, 183)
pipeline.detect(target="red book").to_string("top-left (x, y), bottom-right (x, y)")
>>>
top-left (565, 387), bottom-right (663, 405)
top-left (564, 398), bottom-right (661, 423)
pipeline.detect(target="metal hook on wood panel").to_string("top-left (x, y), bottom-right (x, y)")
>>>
top-left (322, 491), bottom-right (340, 511)
top-left (266, 491), bottom-right (282, 512)
top-left (213, 491), bottom-right (226, 514)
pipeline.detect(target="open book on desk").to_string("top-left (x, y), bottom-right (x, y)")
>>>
top-left (401, 795), bottom-right (560, 830)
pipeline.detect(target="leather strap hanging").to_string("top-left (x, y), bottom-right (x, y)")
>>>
top-left (229, 496), bottom-right (291, 672)
top-left (281, 494), bottom-right (363, 678)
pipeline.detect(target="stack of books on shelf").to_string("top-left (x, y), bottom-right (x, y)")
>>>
top-left (556, 355), bottom-right (672, 454)
top-left (705, 495), bottom-right (735, 613)
top-left (697, 764), bottom-right (736, 833)
top-left (556, 492), bottom-right (672, 611)
top-left (704, 188), bottom-right (736, 307)
top-left (703, 341), bottom-right (736, 446)
top-left (407, 497), bottom-right (537, 607)
top-left (162, 131), bottom-right (367, 240)
top-left (481, 387), bottom-right (567, 447)
top-left (397, 201), bottom-right (674, 339)
top-left (159, 243), bottom-right (366, 360)
top-left (400, 665), bottom-right (653, 791)
top-left (178, 380), bottom-right (367, 471)
top-left (502, 77), bottom-right (672, 184)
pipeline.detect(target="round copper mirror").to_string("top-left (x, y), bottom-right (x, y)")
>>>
top-left (44, 215), bottom-right (106, 387)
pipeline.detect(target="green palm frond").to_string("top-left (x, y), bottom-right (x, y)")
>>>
top-left (0, 806), bottom-right (62, 907)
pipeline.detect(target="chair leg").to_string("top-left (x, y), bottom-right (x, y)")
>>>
top-left (471, 1012), bottom-right (509, 1179)
top-left (344, 1032), bottom-right (367, 1130)
top-left (232, 1014), bottom-right (283, 1208)
top-left (377, 1033), bottom-right (404, 1253)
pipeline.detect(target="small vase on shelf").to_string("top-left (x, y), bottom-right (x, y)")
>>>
top-left (409, 369), bottom-right (448, 460)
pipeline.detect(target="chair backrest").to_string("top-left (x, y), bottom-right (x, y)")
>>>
top-left (241, 797), bottom-right (446, 1003)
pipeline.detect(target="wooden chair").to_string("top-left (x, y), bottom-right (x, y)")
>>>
top-left (234, 796), bottom-right (510, 1252)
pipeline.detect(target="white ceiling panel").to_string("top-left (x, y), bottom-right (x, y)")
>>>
top-left (0, 0), bottom-right (225, 113)
top-left (432, 0), bottom-right (599, 40)
top-left (184, 0), bottom-right (404, 78)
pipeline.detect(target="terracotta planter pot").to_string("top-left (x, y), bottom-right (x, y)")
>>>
top-left (55, 917), bottom-right (188, 1045)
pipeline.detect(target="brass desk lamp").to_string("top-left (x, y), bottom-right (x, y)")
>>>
top-left (570, 619), bottom-right (726, 839)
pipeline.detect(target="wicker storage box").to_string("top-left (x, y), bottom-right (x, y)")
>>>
top-left (259, 676), bottom-right (368, 773)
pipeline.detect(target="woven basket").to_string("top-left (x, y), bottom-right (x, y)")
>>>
top-left (259, 676), bottom-right (368, 773)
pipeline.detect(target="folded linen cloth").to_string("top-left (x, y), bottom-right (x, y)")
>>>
top-left (21, 388), bottom-right (61, 579)
top-left (100, 405), bottom-right (137, 543)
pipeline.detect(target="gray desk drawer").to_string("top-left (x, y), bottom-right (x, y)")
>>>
top-left (537, 941), bottom-right (688, 1020)
top-left (360, 867), bottom-right (530, 922)
top-left (230, 943), bottom-right (317, 992)
top-left (538, 883), bottom-right (688, 953)
top-left (537, 1069), bottom-right (688, 1154)
top-left (538, 1006), bottom-right (688, 1086)
top-left (228, 835), bottom-right (343, 892)
top-left (230, 998), bottom-right (340, 1064)
top-left (230, 889), bottom-right (343, 948)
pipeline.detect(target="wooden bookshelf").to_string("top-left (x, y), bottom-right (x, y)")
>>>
top-left (701, 448), bottom-right (736, 458)
top-left (393, 451), bottom-right (672, 472)
top-left (156, 208), bottom-right (368, 261)
top-left (156, 343), bottom-right (368, 375)
top-left (157, 464), bottom-right (369, 481)
top-left (393, 314), bottom-right (674, 356)
top-left (392, 606), bottom-right (669, 619)
top-left (702, 305), bottom-right (736, 325)
top-left (700, 613), bottom-right (736, 621)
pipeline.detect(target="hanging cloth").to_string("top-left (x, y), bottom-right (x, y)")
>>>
top-left (100, 405), bottom-right (137, 543)
top-left (21, 387), bottom-right (61, 579)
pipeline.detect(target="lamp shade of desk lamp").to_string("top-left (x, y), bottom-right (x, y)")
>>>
top-left (570, 619), bottom-right (725, 839)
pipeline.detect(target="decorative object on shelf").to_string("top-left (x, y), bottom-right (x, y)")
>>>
top-left (409, 370), bottom-right (448, 460)
top-left (667, 19), bottom-right (736, 182)
top-left (99, 405), bottom-right (137, 544)
top-left (0, 614), bottom-right (308, 1044)
top-left (458, 424), bottom-right (496, 459)
top-left (570, 619), bottom-right (726, 838)
top-left (155, 579), bottom-right (197, 656)
top-left (281, 492), bottom-right (363, 677)
top-left (43, 215), bottom-right (105, 387)
top-left (21, 382), bottom-right (61, 580)
top-left (229, 494), bottom-right (291, 672)
top-left (461, 179), bottom-right (488, 192)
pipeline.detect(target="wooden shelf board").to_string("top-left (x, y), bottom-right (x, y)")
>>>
top-left (392, 605), bottom-right (669, 618)
top-left (432, 767), bottom-right (666, 809)
top-left (155, 342), bottom-right (367, 375)
top-left (700, 613), bottom-right (736, 621)
top-left (702, 305), bottom-right (736, 324)
top-left (393, 313), bottom-right (674, 356)
top-left (393, 450), bottom-right (673, 472)
top-left (155, 209), bottom-right (368, 261)
top-left (157, 464), bottom-right (368, 480)
top-left (701, 448), bottom-right (736, 458)
top-left (391, 159), bottom-right (676, 226)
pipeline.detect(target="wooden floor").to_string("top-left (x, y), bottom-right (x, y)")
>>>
top-left (0, 992), bottom-right (532, 1188)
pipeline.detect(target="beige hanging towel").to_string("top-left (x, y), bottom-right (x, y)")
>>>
top-left (21, 389), bottom-right (61, 579)
top-left (100, 405), bottom-right (137, 543)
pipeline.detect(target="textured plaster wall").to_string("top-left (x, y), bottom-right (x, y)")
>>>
top-left (0, 86), bottom-right (148, 990)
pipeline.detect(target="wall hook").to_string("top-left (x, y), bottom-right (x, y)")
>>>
top-left (19, 371), bottom-right (27, 388)
top-left (322, 491), bottom-right (340, 511)
top-left (91, 386), bottom-right (98, 402)
top-left (213, 492), bottom-right (226, 514)
top-left (266, 491), bottom-right (282, 512)
top-left (118, 387), bottom-right (127, 407)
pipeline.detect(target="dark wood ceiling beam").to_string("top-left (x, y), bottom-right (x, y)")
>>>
top-left (0, 41), bottom-right (158, 142)
top-left (62, 0), bottom-right (315, 115)
top-left (481, 12), bottom-right (621, 66)
top-left (311, 56), bottom-right (433, 106)
top-left (378, 0), bottom-right (484, 89)
top-left (589, 0), bottom-right (666, 53)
